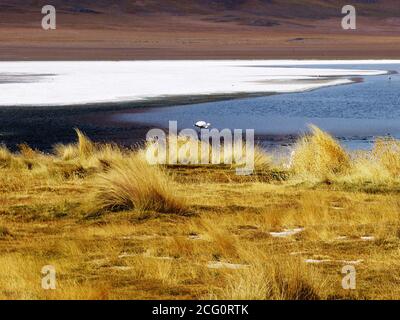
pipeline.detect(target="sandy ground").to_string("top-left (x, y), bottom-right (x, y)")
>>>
top-left (0, 12), bottom-right (400, 60)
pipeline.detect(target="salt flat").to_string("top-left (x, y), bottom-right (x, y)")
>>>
top-left (0, 60), bottom-right (393, 106)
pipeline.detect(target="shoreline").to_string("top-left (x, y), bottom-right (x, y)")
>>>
top-left (0, 76), bottom-right (366, 151)
top-left (0, 63), bottom-right (396, 152)
top-left (0, 73), bottom-right (374, 111)
top-left (0, 91), bottom-right (290, 152)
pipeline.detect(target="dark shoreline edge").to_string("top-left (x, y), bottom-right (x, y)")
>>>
top-left (0, 72), bottom-right (389, 152)
top-left (0, 92), bottom-right (278, 152)
top-left (0, 92), bottom-right (276, 113)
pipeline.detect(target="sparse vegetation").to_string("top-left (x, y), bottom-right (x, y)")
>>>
top-left (292, 125), bottom-right (351, 180)
top-left (91, 156), bottom-right (187, 214)
top-left (373, 137), bottom-right (400, 175)
top-left (1, 126), bottom-right (400, 299)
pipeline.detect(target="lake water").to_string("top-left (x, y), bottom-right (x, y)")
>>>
top-left (0, 63), bottom-right (399, 152)
top-left (115, 63), bottom-right (400, 151)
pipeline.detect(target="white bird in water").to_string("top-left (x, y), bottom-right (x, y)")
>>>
top-left (194, 121), bottom-right (211, 129)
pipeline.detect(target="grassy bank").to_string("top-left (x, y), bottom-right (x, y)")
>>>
top-left (0, 127), bottom-right (399, 299)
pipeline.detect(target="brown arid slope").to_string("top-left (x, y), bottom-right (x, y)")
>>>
top-left (0, 0), bottom-right (399, 59)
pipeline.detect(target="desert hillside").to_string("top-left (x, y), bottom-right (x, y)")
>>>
top-left (2, 0), bottom-right (400, 21)
top-left (0, 0), bottom-right (399, 59)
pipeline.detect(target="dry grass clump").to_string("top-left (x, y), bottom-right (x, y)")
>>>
top-left (53, 130), bottom-right (128, 173)
top-left (0, 251), bottom-right (110, 300)
top-left (91, 155), bottom-right (187, 214)
top-left (1, 130), bottom-right (188, 217)
top-left (337, 138), bottom-right (400, 186)
top-left (75, 129), bottom-right (95, 159)
top-left (90, 143), bottom-right (126, 168)
top-left (253, 146), bottom-right (272, 169)
top-left (0, 144), bottom-right (25, 170)
top-left (0, 143), bottom-right (48, 171)
top-left (218, 255), bottom-right (325, 300)
top-left (18, 143), bottom-right (41, 159)
top-left (0, 144), bottom-right (12, 168)
top-left (53, 143), bottom-right (79, 161)
top-left (291, 125), bottom-right (350, 180)
top-left (344, 152), bottom-right (391, 185)
top-left (53, 129), bottom-right (99, 164)
top-left (144, 135), bottom-right (271, 171)
top-left (373, 138), bottom-right (400, 176)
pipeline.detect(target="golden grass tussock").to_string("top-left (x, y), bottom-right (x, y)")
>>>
top-left (373, 137), bottom-right (400, 176)
top-left (90, 155), bottom-right (187, 214)
top-left (291, 125), bottom-right (350, 180)
top-left (144, 134), bottom-right (271, 171)
top-left (252, 145), bottom-right (272, 169)
top-left (0, 144), bottom-right (50, 173)
top-left (218, 253), bottom-right (326, 300)
top-left (18, 143), bottom-right (41, 159)
top-left (75, 128), bottom-right (95, 159)
top-left (0, 144), bottom-right (12, 168)
top-left (0, 251), bottom-right (111, 300)
top-left (53, 143), bottom-right (79, 161)
top-left (337, 138), bottom-right (400, 186)
top-left (53, 131), bottom-right (129, 174)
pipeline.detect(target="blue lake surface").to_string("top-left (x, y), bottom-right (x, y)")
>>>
top-left (115, 64), bottom-right (400, 151)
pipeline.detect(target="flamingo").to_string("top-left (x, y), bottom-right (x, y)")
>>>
top-left (194, 121), bottom-right (211, 129)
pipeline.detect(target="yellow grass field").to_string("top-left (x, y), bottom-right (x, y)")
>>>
top-left (0, 127), bottom-right (399, 300)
